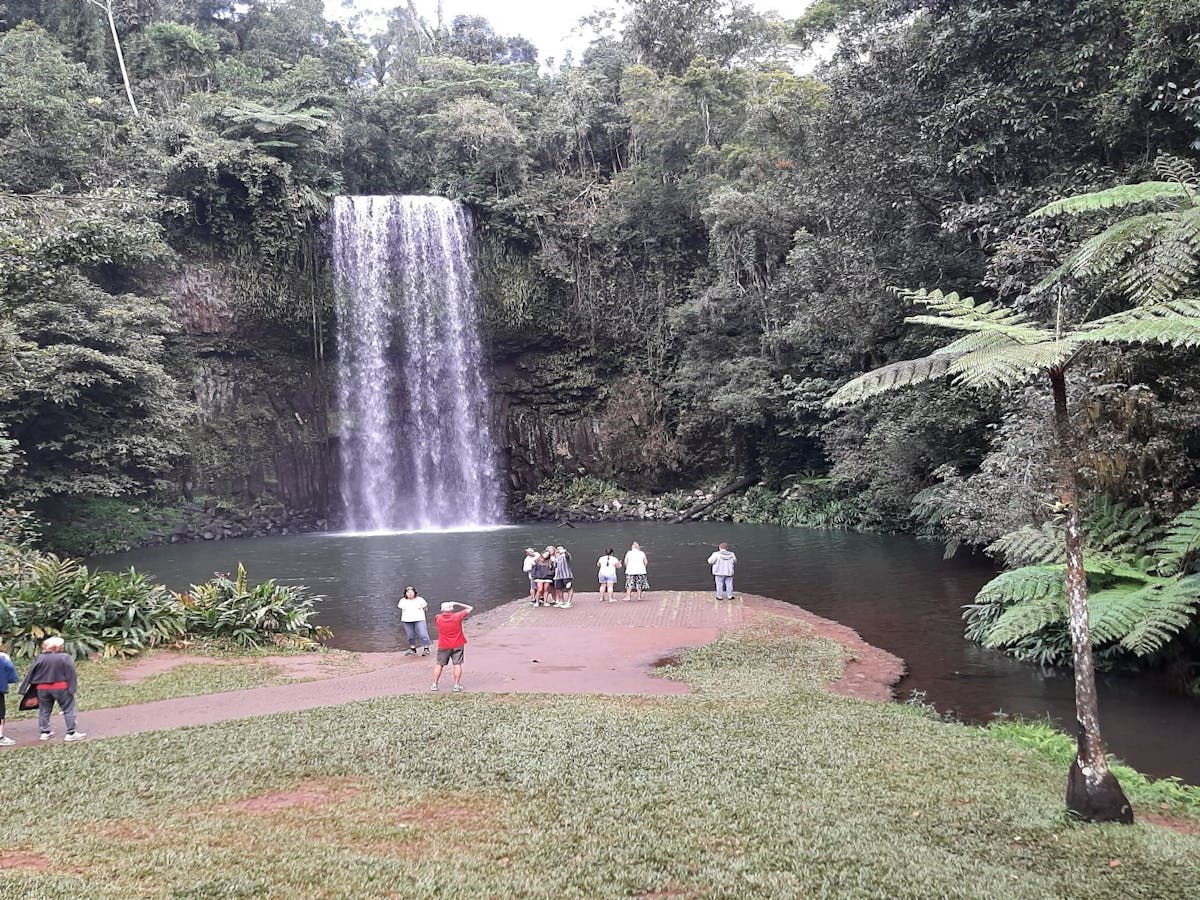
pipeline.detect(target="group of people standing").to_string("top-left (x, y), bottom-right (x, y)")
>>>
top-left (522, 540), bottom-right (736, 603)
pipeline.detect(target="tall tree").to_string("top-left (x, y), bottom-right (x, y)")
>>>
top-left (826, 168), bottom-right (1200, 821)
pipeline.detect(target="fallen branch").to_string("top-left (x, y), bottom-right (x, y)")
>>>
top-left (671, 475), bottom-right (758, 523)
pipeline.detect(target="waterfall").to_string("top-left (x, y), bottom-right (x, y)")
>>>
top-left (330, 195), bottom-right (503, 531)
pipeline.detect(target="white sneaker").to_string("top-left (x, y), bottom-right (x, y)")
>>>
top-left (64, 732), bottom-right (88, 742)
top-left (430, 683), bottom-right (439, 691)
top-left (39, 732), bottom-right (53, 741)
top-left (0, 736), bottom-right (14, 746)
top-left (452, 684), bottom-right (463, 693)
top-left (560, 602), bottom-right (573, 609)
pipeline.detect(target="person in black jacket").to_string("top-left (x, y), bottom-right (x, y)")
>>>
top-left (18, 637), bottom-right (86, 742)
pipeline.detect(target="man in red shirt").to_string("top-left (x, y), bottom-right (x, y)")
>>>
top-left (431, 601), bottom-right (474, 693)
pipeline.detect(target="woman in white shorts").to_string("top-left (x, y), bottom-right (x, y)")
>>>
top-left (596, 548), bottom-right (621, 602)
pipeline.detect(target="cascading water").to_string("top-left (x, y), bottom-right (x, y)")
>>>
top-left (330, 195), bottom-right (503, 531)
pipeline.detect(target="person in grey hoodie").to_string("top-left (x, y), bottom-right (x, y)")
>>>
top-left (18, 636), bottom-right (86, 742)
top-left (707, 543), bottom-right (737, 601)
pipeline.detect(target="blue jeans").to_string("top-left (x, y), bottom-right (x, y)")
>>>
top-left (715, 575), bottom-right (734, 598)
top-left (403, 619), bottom-right (430, 648)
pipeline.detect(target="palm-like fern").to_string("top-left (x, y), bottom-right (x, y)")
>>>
top-left (1031, 156), bottom-right (1200, 307)
top-left (968, 501), bottom-right (1200, 664)
top-left (826, 165), bottom-right (1200, 820)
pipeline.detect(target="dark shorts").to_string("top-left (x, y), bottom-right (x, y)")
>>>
top-left (554, 578), bottom-right (573, 590)
top-left (437, 647), bottom-right (465, 666)
top-left (626, 573), bottom-right (650, 590)
top-left (0, 693), bottom-right (5, 720)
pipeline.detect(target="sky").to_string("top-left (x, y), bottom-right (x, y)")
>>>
top-left (328, 0), bottom-right (817, 66)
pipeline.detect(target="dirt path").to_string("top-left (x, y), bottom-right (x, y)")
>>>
top-left (1, 592), bottom-right (902, 747)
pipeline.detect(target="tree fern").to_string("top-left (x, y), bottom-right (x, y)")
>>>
top-left (981, 580), bottom-right (1066, 648)
top-left (1087, 583), bottom-right (1159, 645)
top-left (987, 522), bottom-right (1064, 567)
top-left (826, 352), bottom-right (964, 405)
top-left (1119, 576), bottom-right (1200, 656)
top-left (899, 288), bottom-right (1051, 343)
top-left (1154, 502), bottom-right (1200, 576)
top-left (1079, 298), bottom-right (1200, 347)
top-left (947, 339), bottom-right (1078, 389)
top-left (1030, 181), bottom-right (1193, 218)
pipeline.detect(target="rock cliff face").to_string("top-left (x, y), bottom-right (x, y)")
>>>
top-left (171, 264), bottom-right (334, 514)
top-left (490, 351), bottom-right (610, 493)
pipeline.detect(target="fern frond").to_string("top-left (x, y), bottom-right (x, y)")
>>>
top-left (1116, 207), bottom-right (1200, 305)
top-left (1087, 583), bottom-right (1157, 644)
top-left (900, 288), bottom-right (1050, 343)
top-left (1154, 502), bottom-right (1200, 576)
top-left (1078, 298), bottom-right (1200, 347)
top-left (1117, 576), bottom-right (1200, 656)
top-left (936, 330), bottom-right (1018, 355)
top-left (977, 565), bottom-right (1064, 605)
top-left (825, 353), bottom-right (963, 407)
top-left (1030, 181), bottom-right (1192, 218)
top-left (987, 523), bottom-right (1064, 567)
top-left (981, 590), bottom-right (1066, 648)
top-left (1153, 154), bottom-right (1200, 196)
top-left (948, 339), bottom-right (1078, 389)
top-left (1048, 213), bottom-right (1168, 285)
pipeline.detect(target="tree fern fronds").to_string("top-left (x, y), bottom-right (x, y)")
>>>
top-left (1078, 298), bottom-right (1200, 347)
top-left (1117, 222), bottom-right (1200, 306)
top-left (948, 339), bottom-right (1079, 389)
top-left (1030, 181), bottom-right (1192, 218)
top-left (1117, 576), bottom-right (1200, 656)
top-left (937, 329), bottom-right (1018, 355)
top-left (987, 523), bottom-right (1065, 567)
top-left (1154, 502), bottom-right (1200, 576)
top-left (825, 353), bottom-right (964, 406)
top-left (982, 589), bottom-right (1066, 648)
top-left (977, 565), bottom-right (1064, 605)
top-left (899, 288), bottom-right (1050, 343)
top-left (1044, 213), bottom-right (1167, 287)
top-left (1153, 154), bottom-right (1200, 196)
top-left (1087, 583), bottom-right (1157, 645)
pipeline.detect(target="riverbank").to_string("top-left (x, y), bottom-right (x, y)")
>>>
top-left (0, 593), bottom-right (1195, 897)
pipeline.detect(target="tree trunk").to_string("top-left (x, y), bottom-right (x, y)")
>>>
top-left (670, 475), bottom-right (757, 523)
top-left (91, 0), bottom-right (139, 118)
top-left (1048, 367), bottom-right (1133, 824)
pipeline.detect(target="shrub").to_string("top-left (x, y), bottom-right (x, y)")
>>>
top-left (0, 555), bottom-right (186, 658)
top-left (177, 563), bottom-right (331, 649)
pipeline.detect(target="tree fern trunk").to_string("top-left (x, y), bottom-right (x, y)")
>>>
top-left (1049, 366), bottom-right (1133, 824)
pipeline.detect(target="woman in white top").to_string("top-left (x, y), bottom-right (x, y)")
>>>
top-left (398, 586), bottom-right (430, 656)
top-left (596, 548), bottom-right (621, 603)
top-left (623, 541), bottom-right (649, 602)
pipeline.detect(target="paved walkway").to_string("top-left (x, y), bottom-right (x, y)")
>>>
top-left (2, 592), bottom-right (902, 747)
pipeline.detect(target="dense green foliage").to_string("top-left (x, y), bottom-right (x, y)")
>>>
top-left (0, 550), bottom-right (329, 656)
top-left (2, 0), bottom-right (1200, 676)
top-left (177, 561), bottom-right (330, 649)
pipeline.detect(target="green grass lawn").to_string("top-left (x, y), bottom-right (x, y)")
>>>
top-left (6, 648), bottom-right (361, 717)
top-left (0, 628), bottom-right (1196, 898)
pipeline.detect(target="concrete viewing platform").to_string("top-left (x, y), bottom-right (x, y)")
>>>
top-left (2, 592), bottom-right (902, 746)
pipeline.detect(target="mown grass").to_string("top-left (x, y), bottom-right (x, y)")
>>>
top-left (7, 647), bottom-right (357, 716)
top-left (0, 630), bottom-right (1196, 898)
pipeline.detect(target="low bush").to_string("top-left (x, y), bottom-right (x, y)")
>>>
top-left (177, 562), bottom-right (331, 649)
top-left (0, 555), bottom-right (186, 658)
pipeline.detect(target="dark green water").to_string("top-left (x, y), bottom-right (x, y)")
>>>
top-left (95, 522), bottom-right (1199, 783)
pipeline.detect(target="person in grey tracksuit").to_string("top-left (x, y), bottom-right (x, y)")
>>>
top-left (707, 543), bottom-right (737, 601)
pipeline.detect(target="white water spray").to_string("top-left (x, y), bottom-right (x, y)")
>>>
top-left (331, 195), bottom-right (502, 531)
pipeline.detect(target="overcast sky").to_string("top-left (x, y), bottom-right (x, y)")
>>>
top-left (329, 0), bottom-right (816, 66)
